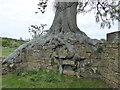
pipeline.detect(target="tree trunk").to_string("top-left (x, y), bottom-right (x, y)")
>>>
top-left (49, 2), bottom-right (86, 36)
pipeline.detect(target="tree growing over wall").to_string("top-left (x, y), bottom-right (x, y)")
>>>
top-left (3, 0), bottom-right (120, 74)
top-left (36, 0), bottom-right (119, 35)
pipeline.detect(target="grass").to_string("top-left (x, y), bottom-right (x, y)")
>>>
top-left (1, 47), bottom-right (16, 56)
top-left (1, 37), bottom-right (26, 56)
top-left (2, 70), bottom-right (110, 88)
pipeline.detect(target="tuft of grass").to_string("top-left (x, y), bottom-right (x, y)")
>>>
top-left (2, 70), bottom-right (110, 88)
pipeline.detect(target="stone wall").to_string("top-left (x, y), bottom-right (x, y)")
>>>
top-left (107, 31), bottom-right (120, 43)
top-left (97, 43), bottom-right (119, 88)
top-left (97, 31), bottom-right (120, 88)
top-left (2, 31), bottom-right (120, 88)
top-left (2, 41), bottom-right (96, 76)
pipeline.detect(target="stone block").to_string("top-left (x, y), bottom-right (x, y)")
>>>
top-left (107, 31), bottom-right (120, 43)
top-left (63, 70), bottom-right (75, 76)
top-left (52, 51), bottom-right (58, 57)
top-left (57, 46), bottom-right (68, 58)
top-left (63, 60), bottom-right (74, 65)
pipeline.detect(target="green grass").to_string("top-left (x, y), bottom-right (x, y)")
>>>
top-left (2, 70), bottom-right (110, 88)
top-left (1, 47), bottom-right (16, 56)
top-left (1, 37), bottom-right (26, 56)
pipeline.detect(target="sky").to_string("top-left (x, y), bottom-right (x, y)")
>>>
top-left (0, 0), bottom-right (118, 40)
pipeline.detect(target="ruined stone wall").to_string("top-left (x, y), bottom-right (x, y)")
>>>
top-left (2, 41), bottom-right (95, 76)
top-left (97, 31), bottom-right (120, 88)
top-left (97, 43), bottom-right (119, 88)
top-left (79, 31), bottom-right (120, 88)
top-left (2, 31), bottom-right (120, 88)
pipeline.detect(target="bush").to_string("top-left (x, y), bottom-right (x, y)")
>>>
top-left (2, 39), bottom-right (10, 47)
top-left (9, 42), bottom-right (19, 48)
top-left (100, 38), bottom-right (106, 43)
top-left (96, 46), bottom-right (103, 53)
top-left (2, 37), bottom-right (26, 48)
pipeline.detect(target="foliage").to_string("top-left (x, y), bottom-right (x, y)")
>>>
top-left (36, 0), bottom-right (120, 29)
top-left (2, 39), bottom-right (10, 47)
top-left (35, 0), bottom-right (48, 14)
top-left (28, 24), bottom-right (47, 39)
top-left (10, 42), bottom-right (19, 48)
top-left (1, 37), bottom-right (27, 56)
top-left (1, 37), bottom-right (26, 48)
top-left (2, 70), bottom-right (110, 88)
top-left (96, 46), bottom-right (103, 53)
top-left (100, 38), bottom-right (106, 42)
top-left (78, 0), bottom-right (120, 29)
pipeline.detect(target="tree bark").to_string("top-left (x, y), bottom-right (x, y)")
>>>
top-left (48, 2), bottom-right (86, 36)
